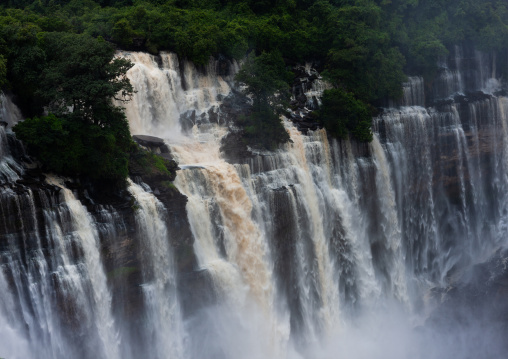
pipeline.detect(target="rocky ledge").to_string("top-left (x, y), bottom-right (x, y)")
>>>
top-left (131, 134), bottom-right (215, 317)
top-left (287, 64), bottom-right (327, 133)
top-left (131, 135), bottom-right (195, 270)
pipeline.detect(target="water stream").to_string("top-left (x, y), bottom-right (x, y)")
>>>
top-left (0, 47), bottom-right (507, 358)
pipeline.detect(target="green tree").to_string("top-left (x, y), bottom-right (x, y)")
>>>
top-left (112, 18), bottom-right (137, 48)
top-left (174, 10), bottom-right (223, 64)
top-left (13, 33), bottom-right (134, 182)
top-left (38, 32), bottom-right (133, 124)
top-left (318, 88), bottom-right (373, 142)
top-left (13, 114), bottom-right (83, 175)
top-left (235, 51), bottom-right (292, 111)
top-left (324, 1), bottom-right (406, 103)
top-left (234, 51), bottom-right (293, 149)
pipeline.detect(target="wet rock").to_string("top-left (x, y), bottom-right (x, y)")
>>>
top-left (217, 89), bottom-right (252, 125)
top-left (220, 129), bottom-right (256, 164)
top-left (128, 142), bottom-right (197, 272)
top-left (288, 65), bottom-right (328, 133)
top-left (133, 135), bottom-right (171, 154)
top-left (179, 110), bottom-right (197, 133)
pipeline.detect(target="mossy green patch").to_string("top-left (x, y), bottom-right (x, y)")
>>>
top-left (161, 180), bottom-right (177, 191)
top-left (129, 144), bottom-right (173, 178)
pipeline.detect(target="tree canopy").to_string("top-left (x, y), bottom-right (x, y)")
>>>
top-left (0, 0), bottom-right (507, 148)
top-left (235, 51), bottom-right (292, 110)
top-left (317, 88), bottom-right (373, 142)
top-left (39, 32), bottom-right (133, 124)
top-left (11, 32), bottom-right (134, 182)
top-left (234, 52), bottom-right (292, 150)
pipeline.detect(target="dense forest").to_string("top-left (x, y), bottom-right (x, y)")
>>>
top-left (0, 0), bottom-right (507, 181)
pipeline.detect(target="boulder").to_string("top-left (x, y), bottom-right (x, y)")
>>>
top-left (133, 135), bottom-right (166, 147)
top-left (133, 135), bottom-right (172, 154)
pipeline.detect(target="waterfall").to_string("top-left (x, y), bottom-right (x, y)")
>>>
top-left (117, 52), bottom-right (238, 138)
top-left (401, 77), bottom-right (425, 107)
top-left (0, 93), bottom-right (22, 127)
top-left (0, 264), bottom-right (32, 359)
top-left (120, 47), bottom-right (508, 357)
top-left (374, 97), bottom-right (508, 284)
top-left (0, 180), bottom-right (120, 359)
top-left (1, 46), bottom-right (507, 358)
top-left (127, 179), bottom-right (185, 359)
top-left (172, 127), bottom-right (292, 358)
top-left (0, 177), bottom-right (187, 358)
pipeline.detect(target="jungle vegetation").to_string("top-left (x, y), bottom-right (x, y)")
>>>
top-left (0, 0), bottom-right (507, 175)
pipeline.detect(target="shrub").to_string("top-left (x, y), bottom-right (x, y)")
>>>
top-left (318, 88), bottom-right (373, 143)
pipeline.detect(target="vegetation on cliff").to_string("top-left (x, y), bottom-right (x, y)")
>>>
top-left (234, 51), bottom-right (292, 150)
top-left (317, 88), bottom-right (373, 142)
top-left (10, 32), bottom-right (133, 182)
top-left (1, 0), bottom-right (507, 156)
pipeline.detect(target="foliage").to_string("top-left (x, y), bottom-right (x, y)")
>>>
top-left (1, 0), bottom-right (508, 147)
top-left (235, 52), bottom-right (291, 150)
top-left (236, 104), bottom-right (291, 150)
top-left (1, 0), bottom-right (506, 72)
top-left (322, 0), bottom-right (406, 103)
top-left (6, 31), bottom-right (134, 182)
top-left (318, 89), bottom-right (373, 142)
top-left (13, 114), bottom-right (81, 175)
top-left (38, 32), bottom-right (133, 123)
top-left (129, 144), bottom-right (174, 178)
top-left (149, 153), bottom-right (173, 177)
top-left (0, 55), bottom-right (6, 87)
top-left (14, 111), bottom-right (131, 181)
top-left (162, 180), bottom-right (177, 191)
top-left (235, 51), bottom-right (292, 110)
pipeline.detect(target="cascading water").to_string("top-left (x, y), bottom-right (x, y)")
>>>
top-left (1, 44), bottom-right (508, 359)
top-left (117, 51), bottom-right (238, 137)
top-left (127, 179), bottom-right (185, 359)
top-left (0, 179), bottom-right (120, 359)
top-left (172, 130), bottom-right (294, 358)
top-left (119, 48), bottom-right (508, 358)
top-left (0, 93), bottom-right (22, 127)
top-left (0, 96), bottom-right (185, 358)
top-left (0, 99), bottom-right (24, 184)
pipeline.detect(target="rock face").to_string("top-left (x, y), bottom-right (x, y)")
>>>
top-left (287, 64), bottom-right (328, 133)
top-left (217, 89), bottom-right (258, 164)
top-left (220, 129), bottom-right (255, 164)
top-left (218, 68), bottom-right (328, 163)
top-left (0, 129), bottom-right (204, 327)
top-left (131, 135), bottom-right (196, 271)
top-left (0, 147), bottom-right (150, 336)
top-left (177, 269), bottom-right (217, 317)
top-left (132, 135), bottom-right (167, 148)
top-left (428, 247), bottom-right (508, 318)
top-left (131, 134), bottom-right (214, 316)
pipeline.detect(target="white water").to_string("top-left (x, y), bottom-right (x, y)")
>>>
top-left (1, 48), bottom-right (508, 358)
top-left (0, 178), bottom-right (120, 359)
top-left (117, 52), bottom-right (237, 138)
top-left (127, 180), bottom-right (186, 359)
top-left (123, 49), bottom-right (508, 357)
top-left (0, 93), bottom-right (22, 127)
top-left (60, 184), bottom-right (121, 359)
top-left (131, 50), bottom-right (507, 357)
